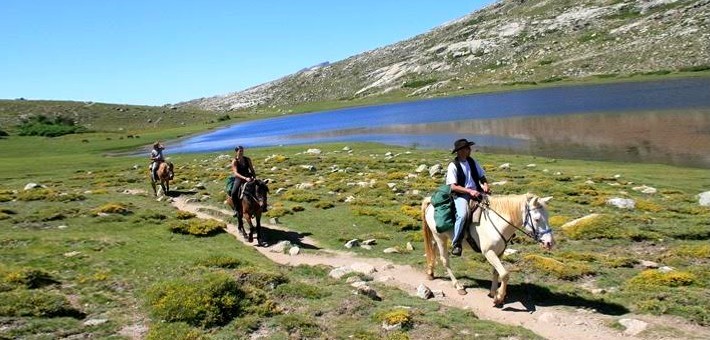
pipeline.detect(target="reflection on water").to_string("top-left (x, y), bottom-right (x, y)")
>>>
top-left (170, 78), bottom-right (710, 168)
top-left (298, 110), bottom-right (710, 168)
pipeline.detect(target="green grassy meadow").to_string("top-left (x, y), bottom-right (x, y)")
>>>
top-left (1, 100), bottom-right (710, 338)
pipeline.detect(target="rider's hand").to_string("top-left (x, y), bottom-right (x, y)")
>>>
top-left (247, 177), bottom-right (254, 182)
top-left (468, 189), bottom-right (480, 197)
top-left (482, 183), bottom-right (491, 194)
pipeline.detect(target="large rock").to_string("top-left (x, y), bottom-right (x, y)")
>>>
top-left (428, 164), bottom-right (442, 177)
top-left (417, 284), bottom-right (433, 299)
top-left (619, 318), bottom-right (648, 336)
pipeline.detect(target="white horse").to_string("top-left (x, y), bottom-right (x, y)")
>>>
top-left (421, 193), bottom-right (554, 305)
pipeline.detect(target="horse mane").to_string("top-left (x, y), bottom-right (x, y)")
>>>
top-left (487, 193), bottom-right (532, 227)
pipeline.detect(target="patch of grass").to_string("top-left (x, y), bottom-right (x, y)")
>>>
top-left (276, 313), bottom-right (322, 338)
top-left (92, 202), bottom-right (131, 215)
top-left (195, 256), bottom-right (243, 269)
top-left (1, 267), bottom-right (57, 289)
top-left (17, 114), bottom-right (88, 137)
top-left (376, 308), bottom-right (414, 329)
top-left (0, 289), bottom-right (84, 318)
top-left (402, 78), bottom-right (437, 89)
top-left (145, 322), bottom-right (205, 340)
top-left (273, 281), bottom-right (331, 299)
top-left (176, 210), bottom-right (197, 220)
top-left (283, 190), bottom-right (320, 203)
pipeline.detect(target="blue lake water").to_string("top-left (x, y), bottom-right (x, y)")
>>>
top-left (171, 77), bottom-right (710, 168)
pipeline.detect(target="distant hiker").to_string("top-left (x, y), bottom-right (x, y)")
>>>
top-left (447, 138), bottom-right (490, 256)
top-left (228, 145), bottom-right (257, 219)
top-left (149, 142), bottom-right (165, 182)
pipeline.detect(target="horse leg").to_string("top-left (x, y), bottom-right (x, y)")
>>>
top-left (150, 179), bottom-right (157, 196)
top-left (490, 267), bottom-right (500, 299)
top-left (255, 213), bottom-right (265, 246)
top-left (484, 250), bottom-right (509, 305)
top-left (245, 213), bottom-right (255, 243)
top-left (438, 234), bottom-right (466, 294)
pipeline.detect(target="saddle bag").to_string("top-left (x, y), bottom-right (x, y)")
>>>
top-left (225, 176), bottom-right (236, 194)
top-left (431, 184), bottom-right (455, 233)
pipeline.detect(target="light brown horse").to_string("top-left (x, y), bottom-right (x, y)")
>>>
top-left (422, 193), bottom-right (554, 305)
top-left (150, 161), bottom-right (174, 196)
top-left (236, 179), bottom-right (269, 246)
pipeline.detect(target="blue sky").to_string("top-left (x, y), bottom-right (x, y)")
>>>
top-left (1, 1), bottom-right (494, 106)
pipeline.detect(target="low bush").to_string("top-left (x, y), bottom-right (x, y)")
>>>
top-left (523, 254), bottom-right (595, 280)
top-left (1, 267), bottom-right (57, 289)
top-left (17, 114), bottom-right (87, 137)
top-left (283, 190), bottom-right (319, 203)
top-left (92, 202), bottom-right (131, 215)
top-left (169, 218), bottom-right (225, 237)
top-left (176, 211), bottom-right (197, 220)
top-left (627, 270), bottom-right (695, 288)
top-left (314, 201), bottom-right (335, 209)
top-left (146, 272), bottom-right (245, 327)
top-left (375, 308), bottom-right (413, 329)
top-left (277, 313), bottom-right (321, 338)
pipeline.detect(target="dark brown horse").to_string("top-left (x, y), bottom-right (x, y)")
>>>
top-left (150, 161), bottom-right (174, 196)
top-left (236, 179), bottom-right (269, 246)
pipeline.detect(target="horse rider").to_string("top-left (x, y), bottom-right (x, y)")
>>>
top-left (446, 138), bottom-right (491, 256)
top-left (229, 145), bottom-right (257, 218)
top-left (149, 142), bottom-right (165, 182)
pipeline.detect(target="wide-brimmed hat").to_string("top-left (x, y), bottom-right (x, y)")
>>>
top-left (153, 142), bottom-right (164, 149)
top-left (451, 138), bottom-right (475, 154)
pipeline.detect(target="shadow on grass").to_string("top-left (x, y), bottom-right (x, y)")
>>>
top-left (260, 226), bottom-right (321, 250)
top-left (167, 189), bottom-right (199, 197)
top-left (451, 275), bottom-right (629, 316)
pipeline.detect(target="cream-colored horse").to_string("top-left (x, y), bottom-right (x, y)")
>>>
top-left (422, 193), bottom-right (554, 305)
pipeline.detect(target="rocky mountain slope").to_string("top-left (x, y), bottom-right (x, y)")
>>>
top-left (181, 0), bottom-right (710, 112)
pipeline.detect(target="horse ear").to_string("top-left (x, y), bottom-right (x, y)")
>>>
top-left (540, 196), bottom-right (553, 205)
top-left (530, 196), bottom-right (539, 206)
top-left (263, 179), bottom-right (269, 184)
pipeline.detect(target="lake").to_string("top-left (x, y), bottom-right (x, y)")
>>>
top-left (171, 77), bottom-right (710, 168)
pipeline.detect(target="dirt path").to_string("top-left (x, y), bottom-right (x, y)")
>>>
top-left (172, 196), bottom-right (709, 340)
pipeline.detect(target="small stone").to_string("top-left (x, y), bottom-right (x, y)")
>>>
top-left (288, 246), bottom-right (300, 256)
top-left (345, 239), bottom-right (360, 248)
top-left (83, 319), bottom-right (108, 326)
top-left (383, 247), bottom-right (400, 254)
top-left (417, 284), bottom-right (434, 299)
top-left (406, 242), bottom-right (414, 251)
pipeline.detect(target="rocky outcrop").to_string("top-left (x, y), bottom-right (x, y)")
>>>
top-left (179, 0), bottom-right (710, 112)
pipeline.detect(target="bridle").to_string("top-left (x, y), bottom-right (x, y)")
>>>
top-left (479, 196), bottom-right (552, 247)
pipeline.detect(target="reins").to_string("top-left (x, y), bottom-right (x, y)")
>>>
top-left (478, 196), bottom-right (550, 247)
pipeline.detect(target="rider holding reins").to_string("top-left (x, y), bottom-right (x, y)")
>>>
top-left (149, 141), bottom-right (165, 182)
top-left (446, 138), bottom-right (491, 257)
top-left (229, 145), bottom-right (257, 218)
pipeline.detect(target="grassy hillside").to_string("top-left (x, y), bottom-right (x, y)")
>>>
top-left (1, 132), bottom-right (709, 337)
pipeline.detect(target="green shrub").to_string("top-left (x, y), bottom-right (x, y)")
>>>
top-left (146, 322), bottom-right (206, 340)
top-left (16, 188), bottom-right (55, 201)
top-left (627, 270), bottom-right (695, 288)
top-left (671, 244), bottom-right (710, 259)
top-left (523, 254), bottom-right (595, 280)
top-left (17, 114), bottom-right (87, 137)
top-left (402, 78), bottom-right (436, 88)
top-left (376, 308), bottom-right (413, 329)
top-left (146, 273), bottom-right (245, 327)
top-left (0, 289), bottom-right (83, 318)
top-left (93, 202), bottom-right (131, 215)
top-left (2, 268), bottom-right (57, 289)
top-left (0, 129), bottom-right (8, 137)
top-left (176, 211), bottom-right (197, 220)
top-left (169, 219), bottom-right (225, 236)
top-left (314, 201), bottom-right (335, 209)
top-left (679, 64), bottom-right (710, 72)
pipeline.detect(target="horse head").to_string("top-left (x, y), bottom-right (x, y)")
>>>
top-left (166, 162), bottom-right (174, 180)
top-left (524, 195), bottom-right (555, 251)
top-left (254, 179), bottom-right (269, 210)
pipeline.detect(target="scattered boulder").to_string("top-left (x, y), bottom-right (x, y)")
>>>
top-left (428, 164), bottom-right (442, 177)
top-left (406, 242), bottom-right (414, 251)
top-left (606, 198), bottom-right (635, 209)
top-left (698, 191), bottom-right (710, 207)
top-left (289, 246), bottom-right (300, 256)
top-left (417, 284), bottom-right (434, 299)
top-left (415, 164), bottom-right (428, 173)
top-left (499, 163), bottom-right (510, 170)
top-left (84, 319), bottom-right (109, 326)
top-left (329, 266), bottom-right (355, 279)
top-left (357, 285), bottom-right (382, 301)
top-left (619, 318), bottom-right (648, 336)
top-left (350, 262), bottom-right (377, 275)
top-left (632, 185), bottom-right (657, 194)
top-left (383, 247), bottom-right (400, 254)
top-left (362, 239), bottom-right (377, 245)
top-left (24, 183), bottom-right (44, 190)
top-left (270, 241), bottom-right (291, 253)
top-left (639, 260), bottom-right (659, 269)
top-left (305, 148), bottom-right (322, 155)
top-left (345, 239), bottom-right (360, 248)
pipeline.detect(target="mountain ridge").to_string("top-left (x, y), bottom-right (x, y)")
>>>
top-left (180, 0), bottom-right (709, 112)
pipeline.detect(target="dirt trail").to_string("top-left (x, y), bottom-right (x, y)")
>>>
top-left (172, 196), bottom-right (709, 340)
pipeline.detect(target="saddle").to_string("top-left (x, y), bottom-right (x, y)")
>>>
top-left (463, 200), bottom-right (483, 253)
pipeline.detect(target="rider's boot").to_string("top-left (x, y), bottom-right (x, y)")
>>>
top-left (451, 232), bottom-right (465, 256)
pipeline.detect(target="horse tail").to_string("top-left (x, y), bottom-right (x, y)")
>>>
top-left (421, 197), bottom-right (436, 273)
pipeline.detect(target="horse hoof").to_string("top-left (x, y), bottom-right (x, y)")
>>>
top-left (426, 274), bottom-right (434, 281)
top-left (248, 235), bottom-right (254, 243)
top-left (457, 289), bottom-right (467, 295)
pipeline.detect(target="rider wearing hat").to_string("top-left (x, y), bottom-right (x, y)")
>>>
top-left (446, 138), bottom-right (491, 256)
top-left (149, 142), bottom-right (165, 182)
